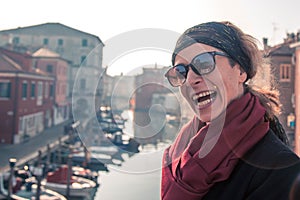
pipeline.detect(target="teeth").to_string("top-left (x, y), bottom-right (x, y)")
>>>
top-left (197, 98), bottom-right (214, 106)
top-left (192, 91), bottom-right (215, 101)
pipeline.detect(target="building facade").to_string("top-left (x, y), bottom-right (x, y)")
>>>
top-left (0, 23), bottom-right (104, 120)
top-left (131, 66), bottom-right (181, 145)
top-left (264, 34), bottom-right (299, 148)
top-left (0, 52), bottom-right (55, 144)
top-left (32, 48), bottom-right (70, 125)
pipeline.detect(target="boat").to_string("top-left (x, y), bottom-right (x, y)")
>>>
top-left (97, 106), bottom-right (127, 132)
top-left (47, 164), bottom-right (99, 182)
top-left (0, 173), bottom-right (66, 200)
top-left (14, 181), bottom-right (67, 200)
top-left (106, 130), bottom-right (140, 153)
top-left (74, 145), bottom-right (119, 156)
top-left (71, 166), bottom-right (99, 182)
top-left (42, 165), bottom-right (97, 198)
top-left (0, 173), bottom-right (25, 200)
top-left (72, 151), bottom-right (116, 165)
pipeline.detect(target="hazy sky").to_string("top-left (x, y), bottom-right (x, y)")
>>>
top-left (1, 0), bottom-right (299, 75)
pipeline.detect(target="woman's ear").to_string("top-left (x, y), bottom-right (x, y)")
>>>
top-left (239, 71), bottom-right (247, 83)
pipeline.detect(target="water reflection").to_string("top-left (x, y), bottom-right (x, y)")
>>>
top-left (81, 109), bottom-right (181, 200)
top-left (94, 145), bottom-right (164, 200)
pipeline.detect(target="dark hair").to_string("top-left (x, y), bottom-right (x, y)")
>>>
top-left (172, 21), bottom-right (257, 80)
top-left (173, 21), bottom-right (288, 144)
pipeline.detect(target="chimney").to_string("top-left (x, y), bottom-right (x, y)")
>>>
top-left (263, 37), bottom-right (268, 50)
top-left (291, 33), bottom-right (296, 42)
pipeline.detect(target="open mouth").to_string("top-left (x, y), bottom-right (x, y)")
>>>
top-left (192, 90), bottom-right (217, 108)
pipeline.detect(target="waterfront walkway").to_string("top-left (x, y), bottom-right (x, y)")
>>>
top-left (0, 120), bottom-right (71, 172)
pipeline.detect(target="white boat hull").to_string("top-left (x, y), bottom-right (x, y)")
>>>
top-left (42, 176), bottom-right (96, 198)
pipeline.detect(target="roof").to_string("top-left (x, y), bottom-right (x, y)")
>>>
top-left (0, 50), bottom-right (53, 77)
top-left (0, 47), bottom-right (32, 68)
top-left (266, 42), bottom-right (295, 57)
top-left (0, 53), bottom-right (23, 72)
top-left (0, 22), bottom-right (104, 45)
top-left (32, 48), bottom-right (60, 58)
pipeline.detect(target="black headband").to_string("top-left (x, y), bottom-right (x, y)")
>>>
top-left (172, 22), bottom-right (252, 79)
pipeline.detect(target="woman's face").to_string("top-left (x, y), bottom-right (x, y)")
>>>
top-left (175, 43), bottom-right (247, 122)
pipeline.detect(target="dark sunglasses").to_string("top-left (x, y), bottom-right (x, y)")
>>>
top-left (165, 51), bottom-right (229, 87)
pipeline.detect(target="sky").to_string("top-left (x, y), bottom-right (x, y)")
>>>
top-left (1, 0), bottom-right (300, 75)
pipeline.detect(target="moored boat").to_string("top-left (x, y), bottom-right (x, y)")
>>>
top-left (14, 182), bottom-right (67, 200)
top-left (72, 166), bottom-right (99, 182)
top-left (42, 165), bottom-right (97, 198)
top-left (0, 173), bottom-right (66, 200)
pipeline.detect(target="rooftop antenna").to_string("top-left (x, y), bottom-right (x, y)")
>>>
top-left (272, 22), bottom-right (279, 45)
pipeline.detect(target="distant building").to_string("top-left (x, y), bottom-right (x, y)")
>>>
top-left (96, 68), bottom-right (115, 109)
top-left (110, 73), bottom-right (135, 112)
top-left (264, 33), bottom-right (300, 148)
top-left (0, 23), bottom-right (104, 119)
top-left (0, 51), bottom-right (55, 144)
top-left (0, 47), bottom-right (70, 125)
top-left (31, 48), bottom-right (70, 124)
top-left (131, 66), bottom-right (181, 145)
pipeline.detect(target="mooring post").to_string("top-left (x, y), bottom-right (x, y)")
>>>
top-left (7, 158), bottom-right (17, 200)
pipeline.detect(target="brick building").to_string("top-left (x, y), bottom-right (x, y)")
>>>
top-left (131, 66), bottom-right (180, 145)
top-left (31, 48), bottom-right (69, 125)
top-left (0, 52), bottom-right (55, 144)
top-left (264, 34), bottom-right (299, 148)
top-left (0, 23), bottom-right (104, 120)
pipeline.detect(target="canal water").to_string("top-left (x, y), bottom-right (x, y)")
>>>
top-left (75, 107), bottom-right (182, 200)
top-left (93, 147), bottom-right (164, 200)
top-left (91, 109), bottom-right (174, 200)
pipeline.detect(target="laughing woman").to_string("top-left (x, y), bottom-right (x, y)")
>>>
top-left (162, 21), bottom-right (300, 200)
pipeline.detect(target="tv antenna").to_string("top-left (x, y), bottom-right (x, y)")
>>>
top-left (272, 22), bottom-right (279, 45)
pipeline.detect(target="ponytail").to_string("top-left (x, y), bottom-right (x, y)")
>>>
top-left (245, 85), bottom-right (289, 145)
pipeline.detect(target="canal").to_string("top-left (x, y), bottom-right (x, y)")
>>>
top-left (91, 109), bottom-right (172, 200)
top-left (94, 147), bottom-right (164, 200)
top-left (75, 109), bottom-right (179, 200)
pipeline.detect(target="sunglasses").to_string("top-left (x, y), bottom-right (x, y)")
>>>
top-left (165, 51), bottom-right (229, 87)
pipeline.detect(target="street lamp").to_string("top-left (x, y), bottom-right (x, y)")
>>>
top-left (8, 158), bottom-right (17, 200)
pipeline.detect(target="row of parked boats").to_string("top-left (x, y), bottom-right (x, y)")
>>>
top-left (0, 163), bottom-right (98, 200)
top-left (0, 142), bottom-right (135, 199)
top-left (0, 106), bottom-right (140, 200)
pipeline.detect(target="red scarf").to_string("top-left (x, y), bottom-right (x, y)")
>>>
top-left (161, 93), bottom-right (269, 200)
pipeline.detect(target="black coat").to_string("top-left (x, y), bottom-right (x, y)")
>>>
top-left (203, 130), bottom-right (300, 200)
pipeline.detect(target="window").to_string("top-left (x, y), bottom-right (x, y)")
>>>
top-left (22, 82), bottom-right (28, 99)
top-left (33, 61), bottom-right (37, 69)
top-left (82, 39), bottom-right (88, 47)
top-left (280, 64), bottom-right (291, 82)
top-left (12, 37), bottom-right (20, 45)
top-left (37, 82), bottom-right (43, 98)
top-left (46, 65), bottom-right (53, 73)
top-left (49, 84), bottom-right (54, 97)
top-left (31, 82), bottom-right (36, 98)
top-left (43, 38), bottom-right (49, 45)
top-left (58, 38), bottom-right (64, 46)
top-left (0, 82), bottom-right (11, 98)
top-left (45, 82), bottom-right (49, 98)
top-left (37, 82), bottom-right (43, 105)
top-left (81, 56), bottom-right (87, 66)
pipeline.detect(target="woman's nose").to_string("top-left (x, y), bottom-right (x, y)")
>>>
top-left (186, 67), bottom-right (204, 86)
